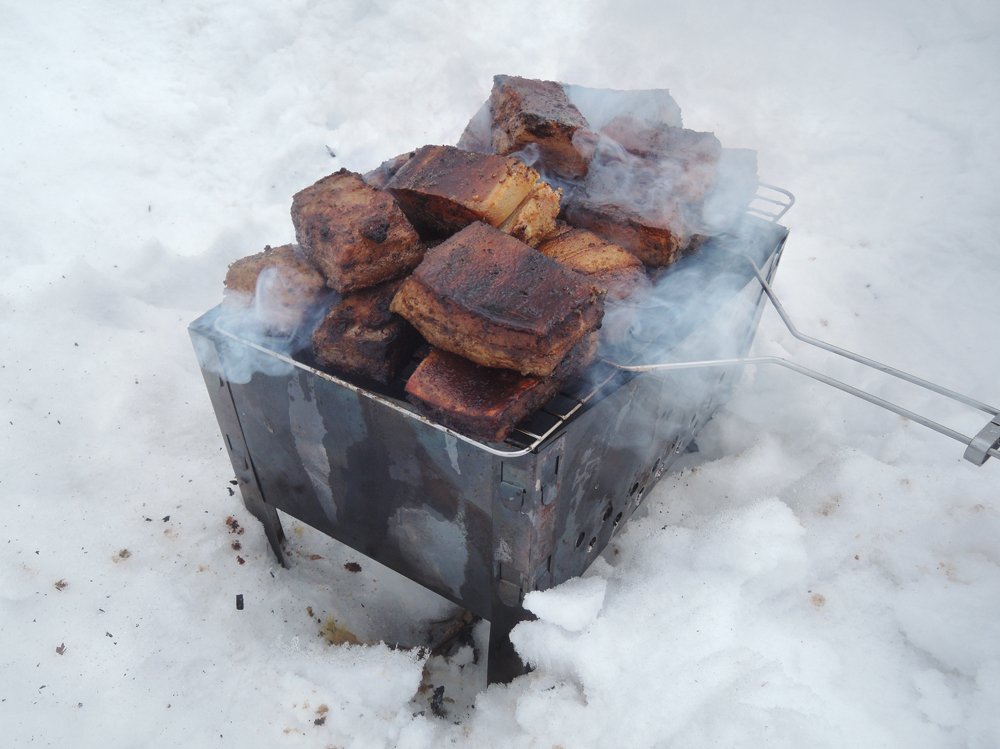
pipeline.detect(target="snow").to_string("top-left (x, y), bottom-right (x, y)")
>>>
top-left (522, 574), bottom-right (608, 633)
top-left (3, 0), bottom-right (1000, 746)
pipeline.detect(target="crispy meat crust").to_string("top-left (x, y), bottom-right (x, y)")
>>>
top-left (561, 194), bottom-right (691, 268)
top-left (390, 222), bottom-right (604, 377)
top-left (600, 119), bottom-right (722, 202)
top-left (405, 332), bottom-right (598, 442)
top-left (311, 279), bottom-right (421, 385)
top-left (386, 145), bottom-right (539, 237)
top-left (291, 169), bottom-right (423, 294)
top-left (489, 75), bottom-right (592, 179)
top-left (536, 227), bottom-right (648, 301)
top-left (362, 151), bottom-right (416, 189)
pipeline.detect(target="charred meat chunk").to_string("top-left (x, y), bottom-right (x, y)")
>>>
top-left (561, 193), bottom-right (694, 268)
top-left (385, 145), bottom-right (540, 238)
top-left (488, 75), bottom-right (592, 180)
top-left (536, 227), bottom-right (648, 301)
top-left (599, 119), bottom-right (722, 202)
top-left (311, 279), bottom-right (421, 385)
top-left (405, 333), bottom-right (598, 443)
top-left (291, 169), bottom-right (423, 294)
top-left (362, 151), bottom-right (416, 189)
top-left (223, 244), bottom-right (327, 333)
top-left (390, 222), bottom-right (604, 377)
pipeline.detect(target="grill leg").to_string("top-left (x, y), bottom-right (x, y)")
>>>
top-left (487, 603), bottom-right (533, 684)
top-left (244, 494), bottom-right (286, 567)
top-left (191, 340), bottom-right (289, 568)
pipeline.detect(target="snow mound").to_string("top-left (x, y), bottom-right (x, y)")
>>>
top-left (523, 575), bottom-right (608, 632)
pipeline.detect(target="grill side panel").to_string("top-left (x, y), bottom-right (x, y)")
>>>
top-left (535, 223), bottom-right (789, 588)
top-left (190, 321), bottom-right (505, 618)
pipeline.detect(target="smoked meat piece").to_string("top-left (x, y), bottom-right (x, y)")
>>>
top-left (599, 119), bottom-right (722, 202)
top-left (311, 279), bottom-right (421, 385)
top-left (291, 169), bottom-right (423, 294)
top-left (561, 194), bottom-right (693, 267)
top-left (385, 145), bottom-right (539, 237)
top-left (489, 75), bottom-right (592, 180)
top-left (537, 227), bottom-right (648, 301)
top-left (405, 333), bottom-right (598, 442)
top-left (363, 151), bottom-right (415, 189)
top-left (223, 244), bottom-right (327, 333)
top-left (390, 222), bottom-right (604, 377)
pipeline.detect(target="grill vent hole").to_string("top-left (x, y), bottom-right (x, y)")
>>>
top-left (613, 512), bottom-right (623, 529)
top-left (587, 536), bottom-right (597, 553)
top-left (575, 532), bottom-right (586, 548)
top-left (602, 504), bottom-right (613, 522)
top-left (628, 481), bottom-right (640, 497)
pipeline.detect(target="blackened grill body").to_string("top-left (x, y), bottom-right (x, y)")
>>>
top-left (190, 214), bottom-right (789, 682)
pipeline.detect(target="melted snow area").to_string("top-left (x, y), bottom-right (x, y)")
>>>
top-left (3, 1), bottom-right (999, 747)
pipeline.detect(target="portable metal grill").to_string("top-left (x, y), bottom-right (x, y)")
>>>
top-left (189, 185), bottom-right (998, 683)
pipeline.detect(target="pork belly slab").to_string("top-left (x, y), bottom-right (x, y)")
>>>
top-left (291, 169), bottom-right (423, 294)
top-left (599, 119), bottom-right (722, 202)
top-left (362, 151), bottom-right (415, 189)
top-left (385, 145), bottom-right (550, 238)
top-left (561, 193), bottom-right (695, 268)
top-left (405, 333), bottom-right (598, 442)
top-left (488, 75), bottom-right (593, 180)
top-left (390, 222), bottom-right (604, 377)
top-left (311, 279), bottom-right (420, 385)
top-left (223, 244), bottom-right (327, 333)
top-left (536, 226), bottom-right (648, 301)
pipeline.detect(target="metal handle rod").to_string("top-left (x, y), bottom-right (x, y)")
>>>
top-left (607, 251), bottom-right (1000, 464)
top-left (609, 355), bottom-right (1000, 462)
top-left (746, 260), bottom-right (999, 417)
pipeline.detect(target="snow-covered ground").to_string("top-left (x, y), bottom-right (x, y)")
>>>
top-left (3, 1), bottom-right (999, 746)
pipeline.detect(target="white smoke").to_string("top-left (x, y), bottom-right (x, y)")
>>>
top-left (200, 266), bottom-right (336, 384)
top-left (563, 84), bottom-right (683, 131)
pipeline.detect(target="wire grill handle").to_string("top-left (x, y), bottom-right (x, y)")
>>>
top-left (606, 255), bottom-right (1000, 466)
top-left (966, 416), bottom-right (1000, 466)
